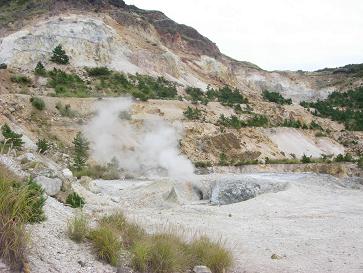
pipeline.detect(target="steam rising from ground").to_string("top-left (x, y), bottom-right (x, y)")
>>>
top-left (84, 97), bottom-right (195, 181)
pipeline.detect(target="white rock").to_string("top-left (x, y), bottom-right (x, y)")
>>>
top-left (35, 176), bottom-right (62, 196)
top-left (18, 152), bottom-right (36, 162)
top-left (62, 168), bottom-right (73, 178)
top-left (193, 265), bottom-right (212, 273)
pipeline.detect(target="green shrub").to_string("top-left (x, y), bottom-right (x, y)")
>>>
top-left (194, 161), bottom-right (212, 168)
top-left (34, 61), bottom-right (46, 76)
top-left (100, 212), bottom-right (145, 248)
top-left (72, 159), bottom-right (120, 180)
top-left (55, 102), bottom-right (77, 118)
top-left (301, 87), bottom-right (363, 131)
top-left (219, 153), bottom-right (229, 166)
top-left (25, 178), bottom-right (46, 223)
top-left (0, 169), bottom-right (46, 270)
top-left (91, 71), bottom-right (177, 100)
top-left (36, 138), bottom-right (49, 154)
top-left (72, 132), bottom-right (90, 171)
top-left (309, 120), bottom-right (323, 130)
top-left (89, 225), bottom-right (123, 266)
top-left (66, 192), bottom-right (85, 208)
top-left (334, 153), bottom-right (353, 162)
top-left (10, 75), bottom-right (31, 85)
top-left (358, 157), bottom-right (363, 169)
top-left (183, 106), bottom-right (202, 120)
top-left (315, 131), bottom-right (326, 137)
top-left (188, 236), bottom-right (233, 273)
top-left (301, 154), bottom-right (312, 163)
top-left (87, 67), bottom-right (112, 77)
top-left (30, 97), bottom-right (45, 111)
top-left (67, 212), bottom-right (89, 243)
top-left (219, 114), bottom-right (268, 129)
top-left (263, 90), bottom-right (292, 105)
top-left (216, 86), bottom-right (247, 106)
top-left (48, 68), bottom-right (89, 97)
top-left (50, 44), bottom-right (69, 65)
top-left (281, 119), bottom-right (304, 128)
top-left (185, 87), bottom-right (207, 104)
top-left (1, 124), bottom-right (24, 149)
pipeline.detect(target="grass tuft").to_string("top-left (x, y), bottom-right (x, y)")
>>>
top-left (67, 211), bottom-right (89, 243)
top-left (188, 236), bottom-right (233, 273)
top-left (0, 165), bottom-right (45, 270)
top-left (89, 224), bottom-right (123, 266)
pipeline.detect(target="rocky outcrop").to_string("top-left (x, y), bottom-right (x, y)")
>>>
top-left (35, 176), bottom-right (62, 196)
top-left (210, 177), bottom-right (288, 205)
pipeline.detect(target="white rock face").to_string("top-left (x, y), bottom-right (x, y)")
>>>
top-left (0, 14), bottom-right (209, 89)
top-left (35, 175), bottom-right (62, 196)
top-left (0, 15), bottom-right (139, 73)
top-left (265, 127), bottom-right (345, 158)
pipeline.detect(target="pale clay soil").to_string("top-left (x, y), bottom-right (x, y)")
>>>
top-left (28, 172), bottom-right (363, 273)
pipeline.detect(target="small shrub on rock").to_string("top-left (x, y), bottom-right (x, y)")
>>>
top-left (34, 61), bottom-right (46, 76)
top-left (87, 67), bottom-right (112, 77)
top-left (301, 154), bottom-right (312, 163)
top-left (183, 106), bottom-right (202, 120)
top-left (36, 138), bottom-right (49, 154)
top-left (50, 45), bottom-right (69, 65)
top-left (1, 124), bottom-right (24, 150)
top-left (66, 192), bottom-right (85, 208)
top-left (30, 97), bottom-right (45, 111)
top-left (10, 75), bottom-right (31, 85)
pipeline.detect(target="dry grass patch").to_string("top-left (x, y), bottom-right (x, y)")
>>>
top-left (89, 224), bottom-right (123, 266)
top-left (188, 236), bottom-right (233, 273)
top-left (67, 211), bottom-right (89, 243)
top-left (0, 164), bottom-right (46, 270)
top-left (84, 211), bottom-right (233, 273)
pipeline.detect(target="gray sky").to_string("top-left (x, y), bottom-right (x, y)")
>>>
top-left (126, 0), bottom-right (363, 71)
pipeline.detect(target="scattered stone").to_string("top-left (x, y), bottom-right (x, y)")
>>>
top-left (271, 253), bottom-right (283, 260)
top-left (78, 260), bottom-right (86, 267)
top-left (193, 265), bottom-right (212, 273)
top-left (62, 168), bottom-right (73, 178)
top-left (18, 152), bottom-right (36, 162)
top-left (0, 63), bottom-right (7, 69)
top-left (35, 176), bottom-right (62, 196)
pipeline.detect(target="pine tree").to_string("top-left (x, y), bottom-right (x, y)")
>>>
top-left (1, 123), bottom-right (24, 149)
top-left (50, 45), bottom-right (69, 65)
top-left (72, 132), bottom-right (89, 170)
top-left (34, 61), bottom-right (46, 76)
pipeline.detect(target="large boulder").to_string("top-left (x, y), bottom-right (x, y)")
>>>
top-left (210, 177), bottom-right (288, 205)
top-left (35, 176), bottom-right (62, 196)
top-left (211, 180), bottom-right (260, 205)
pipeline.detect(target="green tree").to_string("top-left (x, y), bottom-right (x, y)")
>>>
top-left (183, 106), bottom-right (201, 120)
top-left (34, 61), bottom-right (46, 76)
top-left (1, 124), bottom-right (24, 149)
top-left (50, 45), bottom-right (69, 65)
top-left (36, 138), bottom-right (49, 154)
top-left (73, 132), bottom-right (90, 170)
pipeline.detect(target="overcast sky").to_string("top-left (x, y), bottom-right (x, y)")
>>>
top-left (126, 0), bottom-right (363, 71)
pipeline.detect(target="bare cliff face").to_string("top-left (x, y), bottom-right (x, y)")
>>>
top-left (1, 0), bottom-right (361, 102)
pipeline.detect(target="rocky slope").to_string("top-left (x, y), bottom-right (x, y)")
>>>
top-left (1, 0), bottom-right (362, 102)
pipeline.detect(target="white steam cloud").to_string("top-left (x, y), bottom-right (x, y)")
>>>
top-left (84, 97), bottom-right (195, 181)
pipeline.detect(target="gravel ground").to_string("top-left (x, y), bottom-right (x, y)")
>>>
top-left (27, 172), bottom-right (363, 273)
